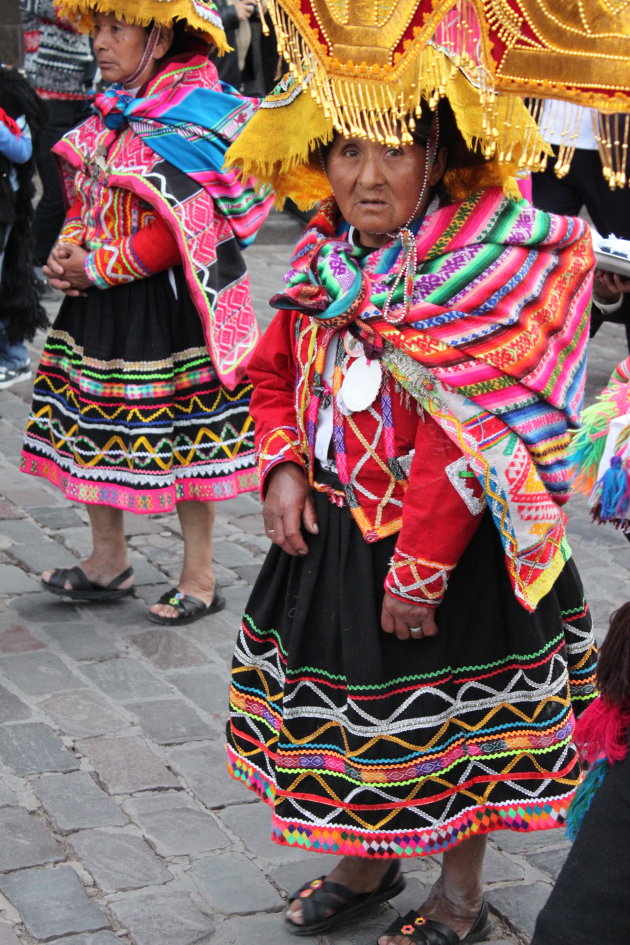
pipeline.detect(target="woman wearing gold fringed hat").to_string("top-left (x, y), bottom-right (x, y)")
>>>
top-left (223, 1), bottom-right (607, 942)
top-left (19, 0), bottom-right (274, 623)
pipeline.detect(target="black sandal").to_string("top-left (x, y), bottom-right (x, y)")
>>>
top-left (286, 861), bottom-right (405, 936)
top-left (42, 566), bottom-right (134, 602)
top-left (378, 899), bottom-right (491, 945)
top-left (147, 586), bottom-right (225, 625)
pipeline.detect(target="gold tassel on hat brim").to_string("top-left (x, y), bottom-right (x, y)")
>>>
top-left (225, 46), bottom-right (550, 209)
top-left (55, 0), bottom-right (230, 53)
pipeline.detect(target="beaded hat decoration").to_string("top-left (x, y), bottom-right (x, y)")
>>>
top-left (54, 0), bottom-right (229, 53)
top-left (226, 0), bottom-right (630, 205)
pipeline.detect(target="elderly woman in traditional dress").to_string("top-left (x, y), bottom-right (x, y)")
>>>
top-left (223, 5), bottom-right (599, 942)
top-left (20, 0), bottom-right (272, 623)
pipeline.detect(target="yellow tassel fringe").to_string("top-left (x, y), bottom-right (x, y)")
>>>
top-left (55, 0), bottom-right (230, 53)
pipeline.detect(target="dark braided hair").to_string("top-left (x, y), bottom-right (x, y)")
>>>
top-left (597, 601), bottom-right (630, 707)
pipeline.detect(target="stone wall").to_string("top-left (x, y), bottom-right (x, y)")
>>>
top-left (0, 0), bottom-right (24, 68)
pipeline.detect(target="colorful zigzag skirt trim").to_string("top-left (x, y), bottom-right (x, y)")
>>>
top-left (227, 496), bottom-right (598, 858)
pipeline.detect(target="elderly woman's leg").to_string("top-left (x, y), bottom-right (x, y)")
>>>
top-left (42, 504), bottom-right (133, 591)
top-left (377, 835), bottom-right (488, 945)
top-left (149, 499), bottom-right (217, 619)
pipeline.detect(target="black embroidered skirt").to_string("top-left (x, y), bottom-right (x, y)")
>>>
top-left (227, 492), bottom-right (598, 858)
top-left (21, 268), bottom-right (256, 512)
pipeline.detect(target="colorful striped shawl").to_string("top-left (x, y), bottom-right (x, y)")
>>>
top-left (55, 53), bottom-right (273, 388)
top-left (274, 190), bottom-right (595, 609)
top-left (91, 53), bottom-right (272, 248)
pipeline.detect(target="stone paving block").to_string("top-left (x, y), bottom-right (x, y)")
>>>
top-left (0, 651), bottom-right (82, 695)
top-left (0, 924), bottom-right (20, 945)
top-left (0, 780), bottom-right (16, 807)
top-left (34, 771), bottom-right (128, 833)
top-left (223, 493), bottom-right (261, 518)
top-left (125, 699), bottom-right (208, 745)
top-left (125, 800), bottom-right (230, 857)
top-left (0, 498), bottom-right (24, 520)
top-left (0, 866), bottom-right (109, 940)
top-left (231, 513), bottom-right (265, 537)
top-left (108, 887), bottom-right (214, 945)
top-left (212, 541), bottom-right (259, 570)
top-left (121, 515), bottom-right (163, 537)
top-left (48, 935), bottom-right (121, 945)
top-left (69, 828), bottom-right (172, 891)
top-left (215, 913), bottom-right (310, 945)
top-left (1, 538), bottom-right (69, 576)
top-left (527, 845), bottom-right (569, 881)
top-left (125, 558), bottom-right (170, 588)
top-left (0, 624), bottom-right (46, 654)
top-left (190, 852), bottom-right (283, 914)
top-left (167, 742), bottom-right (244, 808)
top-left (40, 689), bottom-right (129, 737)
top-left (81, 658), bottom-right (172, 701)
top-left (0, 806), bottom-right (65, 870)
top-left (0, 684), bottom-right (31, 723)
top-left (167, 670), bottom-right (231, 720)
top-left (127, 629), bottom-right (208, 670)
top-left (233, 564), bottom-right (261, 585)
top-left (487, 881), bottom-right (552, 940)
top-left (219, 802), bottom-right (306, 867)
top-left (0, 722), bottom-right (79, 774)
top-left (490, 830), bottom-right (555, 855)
top-left (10, 592), bottom-right (83, 623)
top-left (77, 736), bottom-right (179, 793)
top-left (184, 611), bottom-right (241, 663)
top-left (483, 843), bottom-right (527, 884)
top-left (28, 507), bottom-right (85, 531)
top-left (0, 565), bottom-right (38, 594)
top-left (41, 623), bottom-right (120, 661)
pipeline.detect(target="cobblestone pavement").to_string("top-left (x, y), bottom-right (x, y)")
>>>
top-left (0, 212), bottom-right (628, 945)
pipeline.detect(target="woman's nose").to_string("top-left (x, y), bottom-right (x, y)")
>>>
top-left (357, 154), bottom-right (386, 187)
top-left (93, 30), bottom-right (108, 51)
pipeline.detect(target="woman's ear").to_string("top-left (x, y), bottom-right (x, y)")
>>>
top-left (154, 26), bottom-right (174, 60)
top-left (429, 145), bottom-right (448, 187)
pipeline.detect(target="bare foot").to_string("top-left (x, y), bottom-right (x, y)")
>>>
top-left (286, 857), bottom-right (396, 927)
top-left (377, 884), bottom-right (485, 945)
top-left (42, 558), bottom-right (133, 591)
top-left (148, 574), bottom-right (217, 620)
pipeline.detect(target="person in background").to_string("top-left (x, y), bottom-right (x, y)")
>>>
top-left (0, 63), bottom-right (47, 389)
top-left (20, 0), bottom-right (273, 623)
top-left (532, 102), bottom-right (630, 348)
top-left (211, 0), bottom-right (258, 91)
top-left (19, 1), bottom-right (94, 289)
top-left (531, 601), bottom-right (630, 945)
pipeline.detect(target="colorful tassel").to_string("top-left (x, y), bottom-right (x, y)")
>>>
top-left (574, 696), bottom-right (630, 765)
top-left (568, 401), bottom-right (617, 494)
top-left (595, 455), bottom-right (630, 521)
top-left (566, 757), bottom-right (609, 841)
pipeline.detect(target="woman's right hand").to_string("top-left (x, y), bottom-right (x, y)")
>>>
top-left (262, 463), bottom-right (319, 556)
top-left (43, 242), bottom-right (87, 297)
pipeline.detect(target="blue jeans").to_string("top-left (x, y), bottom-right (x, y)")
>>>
top-left (0, 319), bottom-right (28, 369)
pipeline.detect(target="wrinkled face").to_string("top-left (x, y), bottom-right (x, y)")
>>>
top-left (92, 14), bottom-right (151, 85)
top-left (325, 135), bottom-right (444, 248)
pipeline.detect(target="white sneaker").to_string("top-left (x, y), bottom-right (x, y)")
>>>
top-left (0, 363), bottom-right (32, 390)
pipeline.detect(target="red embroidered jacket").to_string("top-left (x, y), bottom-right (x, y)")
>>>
top-left (250, 310), bottom-right (486, 607)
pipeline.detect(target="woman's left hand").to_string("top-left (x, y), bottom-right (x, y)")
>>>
top-left (381, 595), bottom-right (438, 640)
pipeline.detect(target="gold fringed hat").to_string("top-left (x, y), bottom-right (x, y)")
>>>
top-left (55, 0), bottom-right (230, 53)
top-left (226, 0), bottom-right (630, 206)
